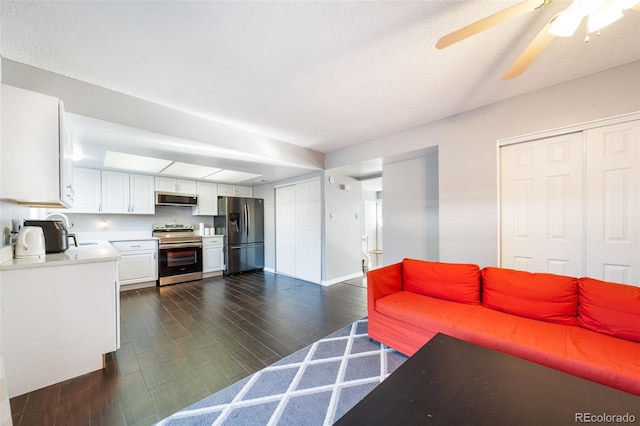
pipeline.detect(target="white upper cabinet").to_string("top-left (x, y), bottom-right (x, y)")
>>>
top-left (193, 181), bottom-right (218, 216)
top-left (155, 176), bottom-right (197, 194)
top-left (129, 173), bottom-right (155, 214)
top-left (102, 171), bottom-right (130, 214)
top-left (102, 171), bottom-right (154, 214)
top-left (0, 84), bottom-right (74, 208)
top-left (67, 168), bottom-right (102, 213)
top-left (218, 184), bottom-right (253, 198)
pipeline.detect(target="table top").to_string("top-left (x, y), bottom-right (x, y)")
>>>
top-left (335, 333), bottom-right (640, 425)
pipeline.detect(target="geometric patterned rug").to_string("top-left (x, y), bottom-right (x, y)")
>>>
top-left (156, 318), bottom-right (407, 425)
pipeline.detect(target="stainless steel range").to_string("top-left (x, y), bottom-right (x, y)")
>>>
top-left (153, 223), bottom-right (203, 286)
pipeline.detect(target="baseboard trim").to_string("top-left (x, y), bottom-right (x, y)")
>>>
top-left (321, 271), bottom-right (363, 287)
top-left (264, 267), bottom-right (276, 274)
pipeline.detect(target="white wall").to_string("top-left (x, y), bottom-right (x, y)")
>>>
top-left (323, 171), bottom-right (363, 283)
top-left (326, 61), bottom-right (640, 267)
top-left (382, 149), bottom-right (439, 265)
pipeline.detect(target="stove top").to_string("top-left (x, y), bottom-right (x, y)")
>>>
top-left (152, 224), bottom-right (201, 244)
top-left (153, 223), bottom-right (195, 232)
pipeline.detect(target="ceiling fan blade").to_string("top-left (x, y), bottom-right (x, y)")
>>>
top-left (503, 18), bottom-right (556, 79)
top-left (436, 0), bottom-right (551, 49)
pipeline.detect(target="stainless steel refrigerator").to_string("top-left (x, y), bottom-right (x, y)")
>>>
top-left (216, 197), bottom-right (265, 274)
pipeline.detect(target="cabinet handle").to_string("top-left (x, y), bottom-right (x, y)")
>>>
top-left (130, 245), bottom-right (141, 248)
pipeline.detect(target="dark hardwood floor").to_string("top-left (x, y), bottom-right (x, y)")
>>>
top-left (9, 271), bottom-right (367, 426)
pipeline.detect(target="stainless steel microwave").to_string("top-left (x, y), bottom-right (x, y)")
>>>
top-left (155, 192), bottom-right (198, 207)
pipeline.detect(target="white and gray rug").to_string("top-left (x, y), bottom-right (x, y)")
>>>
top-left (156, 318), bottom-right (407, 426)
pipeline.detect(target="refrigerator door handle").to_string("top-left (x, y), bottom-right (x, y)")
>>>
top-left (246, 204), bottom-right (250, 237)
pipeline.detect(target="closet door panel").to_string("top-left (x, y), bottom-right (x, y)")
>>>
top-left (500, 132), bottom-right (583, 276)
top-left (275, 185), bottom-right (297, 277)
top-left (585, 120), bottom-right (640, 286)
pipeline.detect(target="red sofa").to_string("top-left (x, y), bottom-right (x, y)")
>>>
top-left (367, 258), bottom-right (640, 396)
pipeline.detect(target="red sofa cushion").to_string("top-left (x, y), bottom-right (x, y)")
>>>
top-left (402, 259), bottom-right (481, 305)
top-left (578, 277), bottom-right (640, 342)
top-left (482, 267), bottom-right (578, 326)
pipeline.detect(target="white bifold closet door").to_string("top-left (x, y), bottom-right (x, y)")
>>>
top-left (584, 121), bottom-right (639, 285)
top-left (501, 120), bottom-right (639, 286)
top-left (501, 132), bottom-right (584, 277)
top-left (275, 179), bottom-right (322, 284)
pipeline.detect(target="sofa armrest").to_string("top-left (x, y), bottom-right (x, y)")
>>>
top-left (367, 262), bottom-right (403, 315)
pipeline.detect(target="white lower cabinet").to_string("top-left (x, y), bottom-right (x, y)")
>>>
top-left (203, 236), bottom-right (224, 274)
top-left (112, 240), bottom-right (158, 288)
top-left (1, 260), bottom-right (119, 398)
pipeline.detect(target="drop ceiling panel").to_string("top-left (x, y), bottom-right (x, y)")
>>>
top-left (160, 162), bottom-right (222, 179)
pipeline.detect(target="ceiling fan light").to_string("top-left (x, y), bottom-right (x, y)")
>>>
top-left (549, 10), bottom-right (583, 36)
top-left (587, 1), bottom-right (624, 32)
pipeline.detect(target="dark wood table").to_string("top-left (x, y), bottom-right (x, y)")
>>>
top-left (335, 333), bottom-right (640, 425)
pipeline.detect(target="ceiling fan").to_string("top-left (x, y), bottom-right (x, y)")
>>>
top-left (436, 0), bottom-right (640, 79)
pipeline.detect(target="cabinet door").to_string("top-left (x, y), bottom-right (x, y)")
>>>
top-left (203, 245), bottom-right (216, 272)
top-left (214, 245), bottom-right (224, 270)
top-left (194, 181), bottom-right (217, 215)
top-left (68, 168), bottom-right (101, 213)
top-left (236, 185), bottom-right (253, 197)
top-left (102, 170), bottom-right (130, 214)
top-left (118, 251), bottom-right (157, 284)
top-left (176, 179), bottom-right (197, 194)
top-left (155, 176), bottom-right (177, 192)
top-left (218, 184), bottom-right (236, 197)
top-left (129, 174), bottom-right (155, 214)
top-left (58, 101), bottom-right (74, 207)
top-left (0, 85), bottom-right (66, 206)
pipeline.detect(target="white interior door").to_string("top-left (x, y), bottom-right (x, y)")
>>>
top-left (295, 180), bottom-right (322, 284)
top-left (275, 185), bottom-right (296, 277)
top-left (585, 120), bottom-right (640, 285)
top-left (500, 132), bottom-right (584, 276)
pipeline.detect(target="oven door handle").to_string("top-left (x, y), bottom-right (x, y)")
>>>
top-left (159, 242), bottom-right (203, 249)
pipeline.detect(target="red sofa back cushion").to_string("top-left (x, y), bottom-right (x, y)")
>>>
top-left (402, 259), bottom-right (481, 305)
top-left (578, 277), bottom-right (640, 342)
top-left (482, 267), bottom-right (578, 326)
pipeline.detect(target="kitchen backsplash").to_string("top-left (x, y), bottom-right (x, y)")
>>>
top-left (0, 200), bottom-right (38, 246)
top-left (66, 206), bottom-right (214, 233)
top-left (0, 201), bottom-right (213, 244)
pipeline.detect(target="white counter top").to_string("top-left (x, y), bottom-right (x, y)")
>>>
top-left (0, 241), bottom-right (121, 271)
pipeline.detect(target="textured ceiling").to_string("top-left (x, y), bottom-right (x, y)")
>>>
top-left (1, 1), bottom-right (639, 174)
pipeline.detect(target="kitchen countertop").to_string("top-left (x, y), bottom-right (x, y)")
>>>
top-left (75, 231), bottom-right (157, 242)
top-left (0, 241), bottom-right (121, 271)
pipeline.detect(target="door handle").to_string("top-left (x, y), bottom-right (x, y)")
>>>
top-left (245, 204), bottom-right (250, 236)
